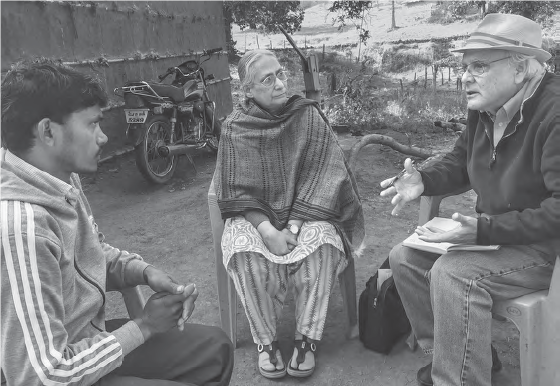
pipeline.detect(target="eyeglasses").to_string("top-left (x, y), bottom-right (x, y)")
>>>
top-left (257, 70), bottom-right (288, 88)
top-left (459, 57), bottom-right (510, 77)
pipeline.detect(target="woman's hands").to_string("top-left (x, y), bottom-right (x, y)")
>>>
top-left (257, 221), bottom-right (298, 255)
top-left (380, 158), bottom-right (425, 216)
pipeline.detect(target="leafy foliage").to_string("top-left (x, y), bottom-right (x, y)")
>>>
top-left (222, 1), bottom-right (305, 57)
top-left (487, 1), bottom-right (556, 27)
top-left (328, 1), bottom-right (373, 44)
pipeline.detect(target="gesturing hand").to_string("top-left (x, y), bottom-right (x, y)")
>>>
top-left (380, 158), bottom-right (424, 216)
top-left (416, 212), bottom-right (478, 244)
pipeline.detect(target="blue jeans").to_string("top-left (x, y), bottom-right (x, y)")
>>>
top-left (389, 243), bottom-right (554, 386)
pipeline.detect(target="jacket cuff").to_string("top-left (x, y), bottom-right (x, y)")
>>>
top-left (244, 210), bottom-right (269, 229)
top-left (476, 216), bottom-right (492, 245)
top-left (111, 320), bottom-right (145, 356)
top-left (125, 259), bottom-right (152, 286)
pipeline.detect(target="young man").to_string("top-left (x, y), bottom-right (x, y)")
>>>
top-left (1, 63), bottom-right (234, 386)
top-left (380, 14), bottom-right (559, 386)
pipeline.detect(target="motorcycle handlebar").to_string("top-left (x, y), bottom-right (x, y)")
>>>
top-left (158, 67), bottom-right (175, 81)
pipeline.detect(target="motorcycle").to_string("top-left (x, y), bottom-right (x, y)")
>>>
top-left (114, 47), bottom-right (223, 184)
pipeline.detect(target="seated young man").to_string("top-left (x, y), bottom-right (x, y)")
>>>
top-left (380, 14), bottom-right (559, 386)
top-left (1, 62), bottom-right (234, 386)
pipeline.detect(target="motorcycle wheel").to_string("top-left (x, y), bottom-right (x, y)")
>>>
top-left (135, 115), bottom-right (178, 184)
top-left (204, 105), bottom-right (221, 153)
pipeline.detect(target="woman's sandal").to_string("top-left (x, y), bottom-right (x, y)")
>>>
top-left (257, 341), bottom-right (286, 379)
top-left (287, 336), bottom-right (316, 378)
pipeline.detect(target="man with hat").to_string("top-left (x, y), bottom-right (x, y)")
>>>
top-left (380, 13), bottom-right (559, 386)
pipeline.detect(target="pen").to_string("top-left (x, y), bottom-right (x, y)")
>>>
top-left (386, 158), bottom-right (431, 188)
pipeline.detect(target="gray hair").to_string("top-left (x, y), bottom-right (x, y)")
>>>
top-left (507, 52), bottom-right (544, 80)
top-left (238, 49), bottom-right (277, 92)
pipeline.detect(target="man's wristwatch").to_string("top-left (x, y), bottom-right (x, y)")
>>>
top-left (286, 223), bottom-right (300, 236)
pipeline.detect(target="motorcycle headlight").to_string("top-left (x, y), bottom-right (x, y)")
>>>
top-left (154, 105), bottom-right (163, 114)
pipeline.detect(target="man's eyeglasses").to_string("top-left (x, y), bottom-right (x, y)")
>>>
top-left (258, 70), bottom-right (288, 88)
top-left (459, 57), bottom-right (510, 77)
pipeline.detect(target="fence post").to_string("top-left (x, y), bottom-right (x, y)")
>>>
top-left (270, 40), bottom-right (272, 49)
top-left (441, 71), bottom-right (443, 86)
top-left (424, 66), bottom-right (427, 89)
top-left (323, 44), bottom-right (325, 61)
top-left (256, 34), bottom-right (259, 49)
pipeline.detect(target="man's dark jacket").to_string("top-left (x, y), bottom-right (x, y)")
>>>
top-left (420, 72), bottom-right (560, 262)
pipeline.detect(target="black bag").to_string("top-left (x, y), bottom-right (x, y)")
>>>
top-left (358, 257), bottom-right (411, 354)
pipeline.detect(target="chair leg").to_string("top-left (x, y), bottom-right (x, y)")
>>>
top-left (216, 259), bottom-right (238, 348)
top-left (339, 257), bottom-right (359, 340)
top-left (492, 300), bottom-right (544, 386)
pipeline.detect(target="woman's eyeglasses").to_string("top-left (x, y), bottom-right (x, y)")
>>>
top-left (258, 70), bottom-right (288, 88)
top-left (459, 57), bottom-right (510, 77)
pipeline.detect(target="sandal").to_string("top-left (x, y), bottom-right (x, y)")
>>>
top-left (287, 336), bottom-right (316, 378)
top-left (257, 341), bottom-right (286, 379)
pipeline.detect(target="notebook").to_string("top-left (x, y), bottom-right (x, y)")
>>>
top-left (402, 217), bottom-right (500, 254)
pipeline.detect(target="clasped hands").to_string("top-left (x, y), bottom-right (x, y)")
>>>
top-left (134, 266), bottom-right (198, 341)
top-left (380, 158), bottom-right (477, 244)
top-left (257, 220), bottom-right (300, 256)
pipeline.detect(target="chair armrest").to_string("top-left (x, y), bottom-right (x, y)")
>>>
top-left (120, 286), bottom-right (146, 320)
top-left (418, 185), bottom-right (472, 226)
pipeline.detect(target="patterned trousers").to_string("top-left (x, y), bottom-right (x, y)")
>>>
top-left (227, 244), bottom-right (347, 345)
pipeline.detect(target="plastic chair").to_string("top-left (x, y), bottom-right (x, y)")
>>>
top-left (419, 189), bottom-right (560, 386)
top-left (208, 179), bottom-right (359, 348)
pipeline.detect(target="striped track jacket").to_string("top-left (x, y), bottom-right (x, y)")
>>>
top-left (1, 150), bottom-right (150, 386)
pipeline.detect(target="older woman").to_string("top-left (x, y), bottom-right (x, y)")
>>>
top-left (214, 49), bottom-right (364, 380)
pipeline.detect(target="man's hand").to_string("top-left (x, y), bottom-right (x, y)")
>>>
top-left (177, 284), bottom-right (199, 332)
top-left (416, 212), bottom-right (478, 244)
top-left (143, 266), bottom-right (184, 295)
top-left (380, 158), bottom-right (425, 216)
top-left (257, 221), bottom-right (298, 255)
top-left (134, 286), bottom-right (193, 340)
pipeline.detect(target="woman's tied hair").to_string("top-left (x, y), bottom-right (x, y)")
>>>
top-left (1, 61), bottom-right (108, 152)
top-left (237, 49), bottom-right (277, 94)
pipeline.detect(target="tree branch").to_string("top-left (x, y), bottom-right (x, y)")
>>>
top-left (348, 133), bottom-right (435, 171)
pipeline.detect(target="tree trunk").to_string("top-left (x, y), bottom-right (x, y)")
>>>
top-left (391, 0), bottom-right (396, 29)
top-left (223, 5), bottom-right (236, 58)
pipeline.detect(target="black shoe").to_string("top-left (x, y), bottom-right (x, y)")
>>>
top-left (417, 345), bottom-right (502, 386)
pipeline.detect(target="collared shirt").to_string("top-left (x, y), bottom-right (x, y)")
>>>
top-left (486, 67), bottom-right (546, 145)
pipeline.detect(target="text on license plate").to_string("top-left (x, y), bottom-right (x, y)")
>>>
top-left (125, 109), bottom-right (149, 124)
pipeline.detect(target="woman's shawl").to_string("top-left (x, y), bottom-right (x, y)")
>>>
top-left (215, 95), bottom-right (365, 258)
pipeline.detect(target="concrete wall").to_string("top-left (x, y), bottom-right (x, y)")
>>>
top-left (1, 1), bottom-right (233, 156)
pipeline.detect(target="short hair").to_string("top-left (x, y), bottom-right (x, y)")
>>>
top-left (507, 52), bottom-right (544, 81)
top-left (1, 62), bottom-right (108, 153)
top-left (237, 49), bottom-right (277, 92)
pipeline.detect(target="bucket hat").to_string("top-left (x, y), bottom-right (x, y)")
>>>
top-left (451, 13), bottom-right (552, 63)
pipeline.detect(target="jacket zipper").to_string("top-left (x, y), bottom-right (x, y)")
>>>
top-left (73, 260), bottom-right (106, 308)
top-left (486, 121), bottom-right (520, 170)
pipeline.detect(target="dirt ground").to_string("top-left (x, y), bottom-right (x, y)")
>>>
top-left (84, 127), bottom-right (522, 386)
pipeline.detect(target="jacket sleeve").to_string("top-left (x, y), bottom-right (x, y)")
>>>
top-left (99, 231), bottom-right (151, 292)
top-left (477, 116), bottom-right (560, 245)
top-left (0, 201), bottom-right (144, 386)
top-left (419, 124), bottom-right (471, 196)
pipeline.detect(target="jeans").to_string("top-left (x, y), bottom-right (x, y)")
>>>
top-left (389, 243), bottom-right (553, 386)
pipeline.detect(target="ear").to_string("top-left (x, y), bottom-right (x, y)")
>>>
top-left (35, 118), bottom-right (58, 147)
top-left (513, 61), bottom-right (528, 85)
top-left (243, 84), bottom-right (254, 99)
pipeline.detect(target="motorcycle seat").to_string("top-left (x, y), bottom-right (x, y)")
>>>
top-left (147, 83), bottom-right (185, 103)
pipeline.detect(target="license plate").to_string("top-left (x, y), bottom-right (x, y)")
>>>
top-left (124, 109), bottom-right (149, 124)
